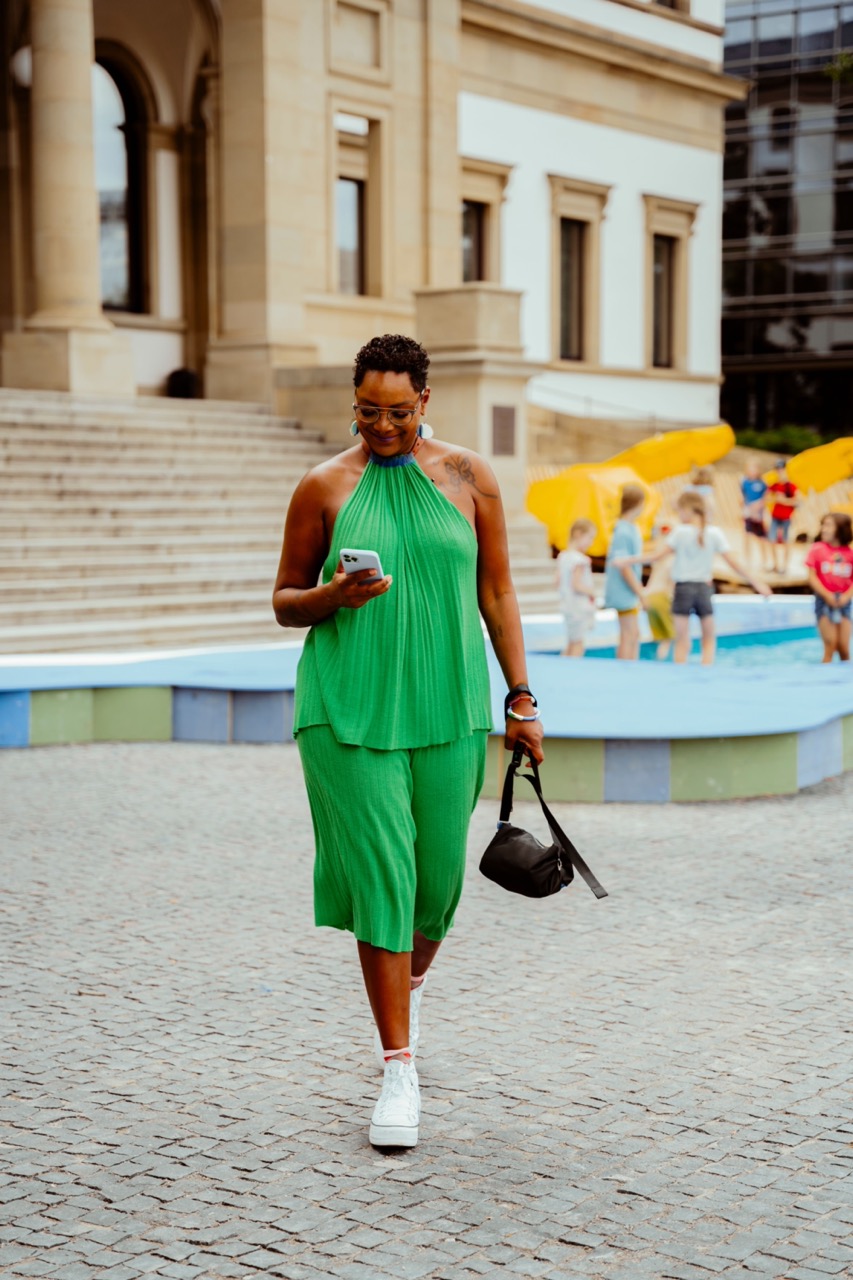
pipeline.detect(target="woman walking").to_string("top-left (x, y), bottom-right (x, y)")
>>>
top-left (272, 334), bottom-right (543, 1149)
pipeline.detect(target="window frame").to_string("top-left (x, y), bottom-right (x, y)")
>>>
top-left (93, 45), bottom-right (154, 315)
top-left (548, 174), bottom-right (610, 366)
top-left (460, 158), bottom-right (512, 284)
top-left (329, 99), bottom-right (389, 297)
top-left (643, 194), bottom-right (698, 371)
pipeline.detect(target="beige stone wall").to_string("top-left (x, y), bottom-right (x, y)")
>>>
top-left (0, 0), bottom-right (737, 413)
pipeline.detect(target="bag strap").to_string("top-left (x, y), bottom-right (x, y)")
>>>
top-left (500, 745), bottom-right (608, 900)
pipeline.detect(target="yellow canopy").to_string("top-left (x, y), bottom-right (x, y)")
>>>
top-left (767, 437), bottom-right (853, 493)
top-left (526, 464), bottom-right (661, 557)
top-left (606, 424), bottom-right (736, 483)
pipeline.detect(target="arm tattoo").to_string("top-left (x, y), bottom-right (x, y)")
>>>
top-left (442, 455), bottom-right (498, 499)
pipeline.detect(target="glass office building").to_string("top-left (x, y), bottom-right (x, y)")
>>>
top-left (722, 1), bottom-right (853, 437)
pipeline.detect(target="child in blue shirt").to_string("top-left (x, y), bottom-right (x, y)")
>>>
top-left (604, 484), bottom-right (647, 660)
top-left (740, 458), bottom-right (771, 570)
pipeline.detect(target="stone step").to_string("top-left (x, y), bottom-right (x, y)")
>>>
top-left (0, 549), bottom-right (273, 576)
top-left (0, 476), bottom-right (313, 498)
top-left (0, 422), bottom-right (334, 442)
top-left (2, 533), bottom-right (279, 557)
top-left (0, 551), bottom-right (554, 580)
top-left (0, 572), bottom-right (275, 603)
top-left (0, 414), bottom-right (329, 438)
top-left (0, 610), bottom-right (293, 655)
top-left (0, 446), bottom-right (333, 471)
top-left (0, 586), bottom-right (275, 625)
top-left (0, 389), bottom-right (274, 415)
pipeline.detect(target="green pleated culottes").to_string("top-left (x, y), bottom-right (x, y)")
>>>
top-left (297, 725), bottom-right (487, 953)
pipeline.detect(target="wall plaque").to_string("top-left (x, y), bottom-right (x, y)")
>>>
top-left (492, 405), bottom-right (516, 456)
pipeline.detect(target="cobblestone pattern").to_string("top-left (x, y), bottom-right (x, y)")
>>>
top-left (1, 743), bottom-right (852, 1280)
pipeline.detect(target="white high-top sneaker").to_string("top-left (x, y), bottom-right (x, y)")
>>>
top-left (369, 1058), bottom-right (420, 1148)
top-left (373, 979), bottom-right (426, 1068)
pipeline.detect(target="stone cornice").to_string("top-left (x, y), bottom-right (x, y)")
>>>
top-left (460, 0), bottom-right (748, 103)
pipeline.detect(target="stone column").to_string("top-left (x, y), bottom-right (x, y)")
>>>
top-left (1, 0), bottom-right (134, 394)
top-left (415, 284), bottom-right (542, 515)
top-left (423, 0), bottom-right (462, 287)
top-left (205, 0), bottom-right (319, 405)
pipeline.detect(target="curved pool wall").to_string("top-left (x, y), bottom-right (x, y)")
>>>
top-left (2, 597), bottom-right (852, 803)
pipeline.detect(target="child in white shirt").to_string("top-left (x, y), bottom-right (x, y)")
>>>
top-left (615, 491), bottom-right (769, 664)
top-left (557, 518), bottom-right (598, 657)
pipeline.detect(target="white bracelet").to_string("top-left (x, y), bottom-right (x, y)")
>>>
top-left (506, 707), bottom-right (541, 722)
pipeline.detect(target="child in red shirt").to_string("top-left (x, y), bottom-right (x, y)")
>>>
top-left (804, 512), bottom-right (853, 662)
top-left (767, 460), bottom-right (800, 573)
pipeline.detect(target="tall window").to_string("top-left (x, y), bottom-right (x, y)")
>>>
top-left (460, 160), bottom-right (511, 284)
top-left (653, 234), bottom-right (676, 368)
top-left (559, 219), bottom-right (586, 361)
top-left (337, 177), bottom-right (365, 295)
top-left (644, 195), bottom-right (697, 370)
top-left (92, 61), bottom-right (145, 312)
top-left (462, 200), bottom-right (487, 282)
top-left (335, 110), bottom-right (384, 296)
top-left (549, 175), bottom-right (610, 365)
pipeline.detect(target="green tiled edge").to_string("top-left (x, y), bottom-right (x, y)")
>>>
top-left (670, 734), bottom-right (798, 802)
top-left (482, 735), bottom-right (604, 803)
top-left (30, 689), bottom-right (94, 746)
top-left (843, 716), bottom-right (853, 772)
top-left (93, 687), bottom-right (172, 742)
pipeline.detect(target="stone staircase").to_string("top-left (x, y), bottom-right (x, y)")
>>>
top-left (0, 390), bottom-right (558, 655)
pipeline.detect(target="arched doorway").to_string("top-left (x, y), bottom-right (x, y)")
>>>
top-left (92, 58), bottom-right (148, 313)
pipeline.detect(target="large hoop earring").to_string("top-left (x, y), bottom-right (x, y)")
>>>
top-left (350, 420), bottom-right (360, 437)
top-left (418, 422), bottom-right (434, 440)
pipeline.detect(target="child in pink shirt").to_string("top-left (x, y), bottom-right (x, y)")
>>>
top-left (805, 512), bottom-right (853, 662)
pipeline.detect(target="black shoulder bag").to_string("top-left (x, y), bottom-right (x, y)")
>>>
top-left (479, 744), bottom-right (608, 901)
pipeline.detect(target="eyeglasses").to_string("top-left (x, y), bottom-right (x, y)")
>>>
top-left (352, 395), bottom-right (422, 428)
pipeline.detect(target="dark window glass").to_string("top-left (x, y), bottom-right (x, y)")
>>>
top-left (835, 181), bottom-right (853, 230)
top-left (796, 188), bottom-right (834, 237)
top-left (559, 218), bottom-right (585, 361)
top-left (799, 317), bottom-right (834, 353)
top-left (724, 18), bottom-right (752, 64)
top-left (795, 131), bottom-right (834, 178)
top-left (93, 61), bottom-right (146, 312)
top-left (832, 317), bottom-right (853, 347)
top-left (724, 139), bottom-right (750, 181)
top-left (755, 75), bottom-right (793, 111)
top-left (722, 318), bottom-right (751, 357)
top-left (753, 257), bottom-right (788, 295)
top-left (843, 5), bottom-right (853, 46)
top-left (792, 256), bottom-right (831, 293)
top-left (837, 124), bottom-right (853, 170)
top-left (835, 253), bottom-right (853, 290)
top-left (652, 234), bottom-right (675, 369)
top-left (94, 64), bottom-right (130, 309)
top-left (462, 200), bottom-right (487, 283)
top-left (752, 189), bottom-right (792, 240)
top-left (753, 135), bottom-right (790, 176)
top-left (723, 191), bottom-right (750, 241)
top-left (797, 70), bottom-right (834, 123)
top-left (756, 14), bottom-right (794, 59)
top-left (337, 177), bottom-right (364, 295)
top-left (723, 257), bottom-right (749, 299)
top-left (798, 9), bottom-right (836, 54)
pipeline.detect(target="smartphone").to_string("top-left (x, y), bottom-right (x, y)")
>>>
top-left (340, 548), bottom-right (384, 582)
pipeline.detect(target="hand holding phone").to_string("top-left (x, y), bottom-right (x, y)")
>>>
top-left (340, 548), bottom-right (384, 582)
top-left (332, 548), bottom-right (391, 611)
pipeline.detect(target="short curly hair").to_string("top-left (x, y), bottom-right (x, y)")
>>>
top-left (353, 334), bottom-right (430, 393)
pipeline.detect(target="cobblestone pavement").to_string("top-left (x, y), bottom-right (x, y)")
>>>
top-left (1, 743), bottom-right (852, 1280)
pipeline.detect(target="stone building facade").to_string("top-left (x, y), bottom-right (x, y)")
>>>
top-left (0, 1), bottom-right (741, 501)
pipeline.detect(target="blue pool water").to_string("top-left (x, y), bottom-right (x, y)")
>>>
top-left (581, 626), bottom-right (828, 666)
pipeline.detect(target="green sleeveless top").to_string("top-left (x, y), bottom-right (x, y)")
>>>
top-left (293, 454), bottom-right (493, 750)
